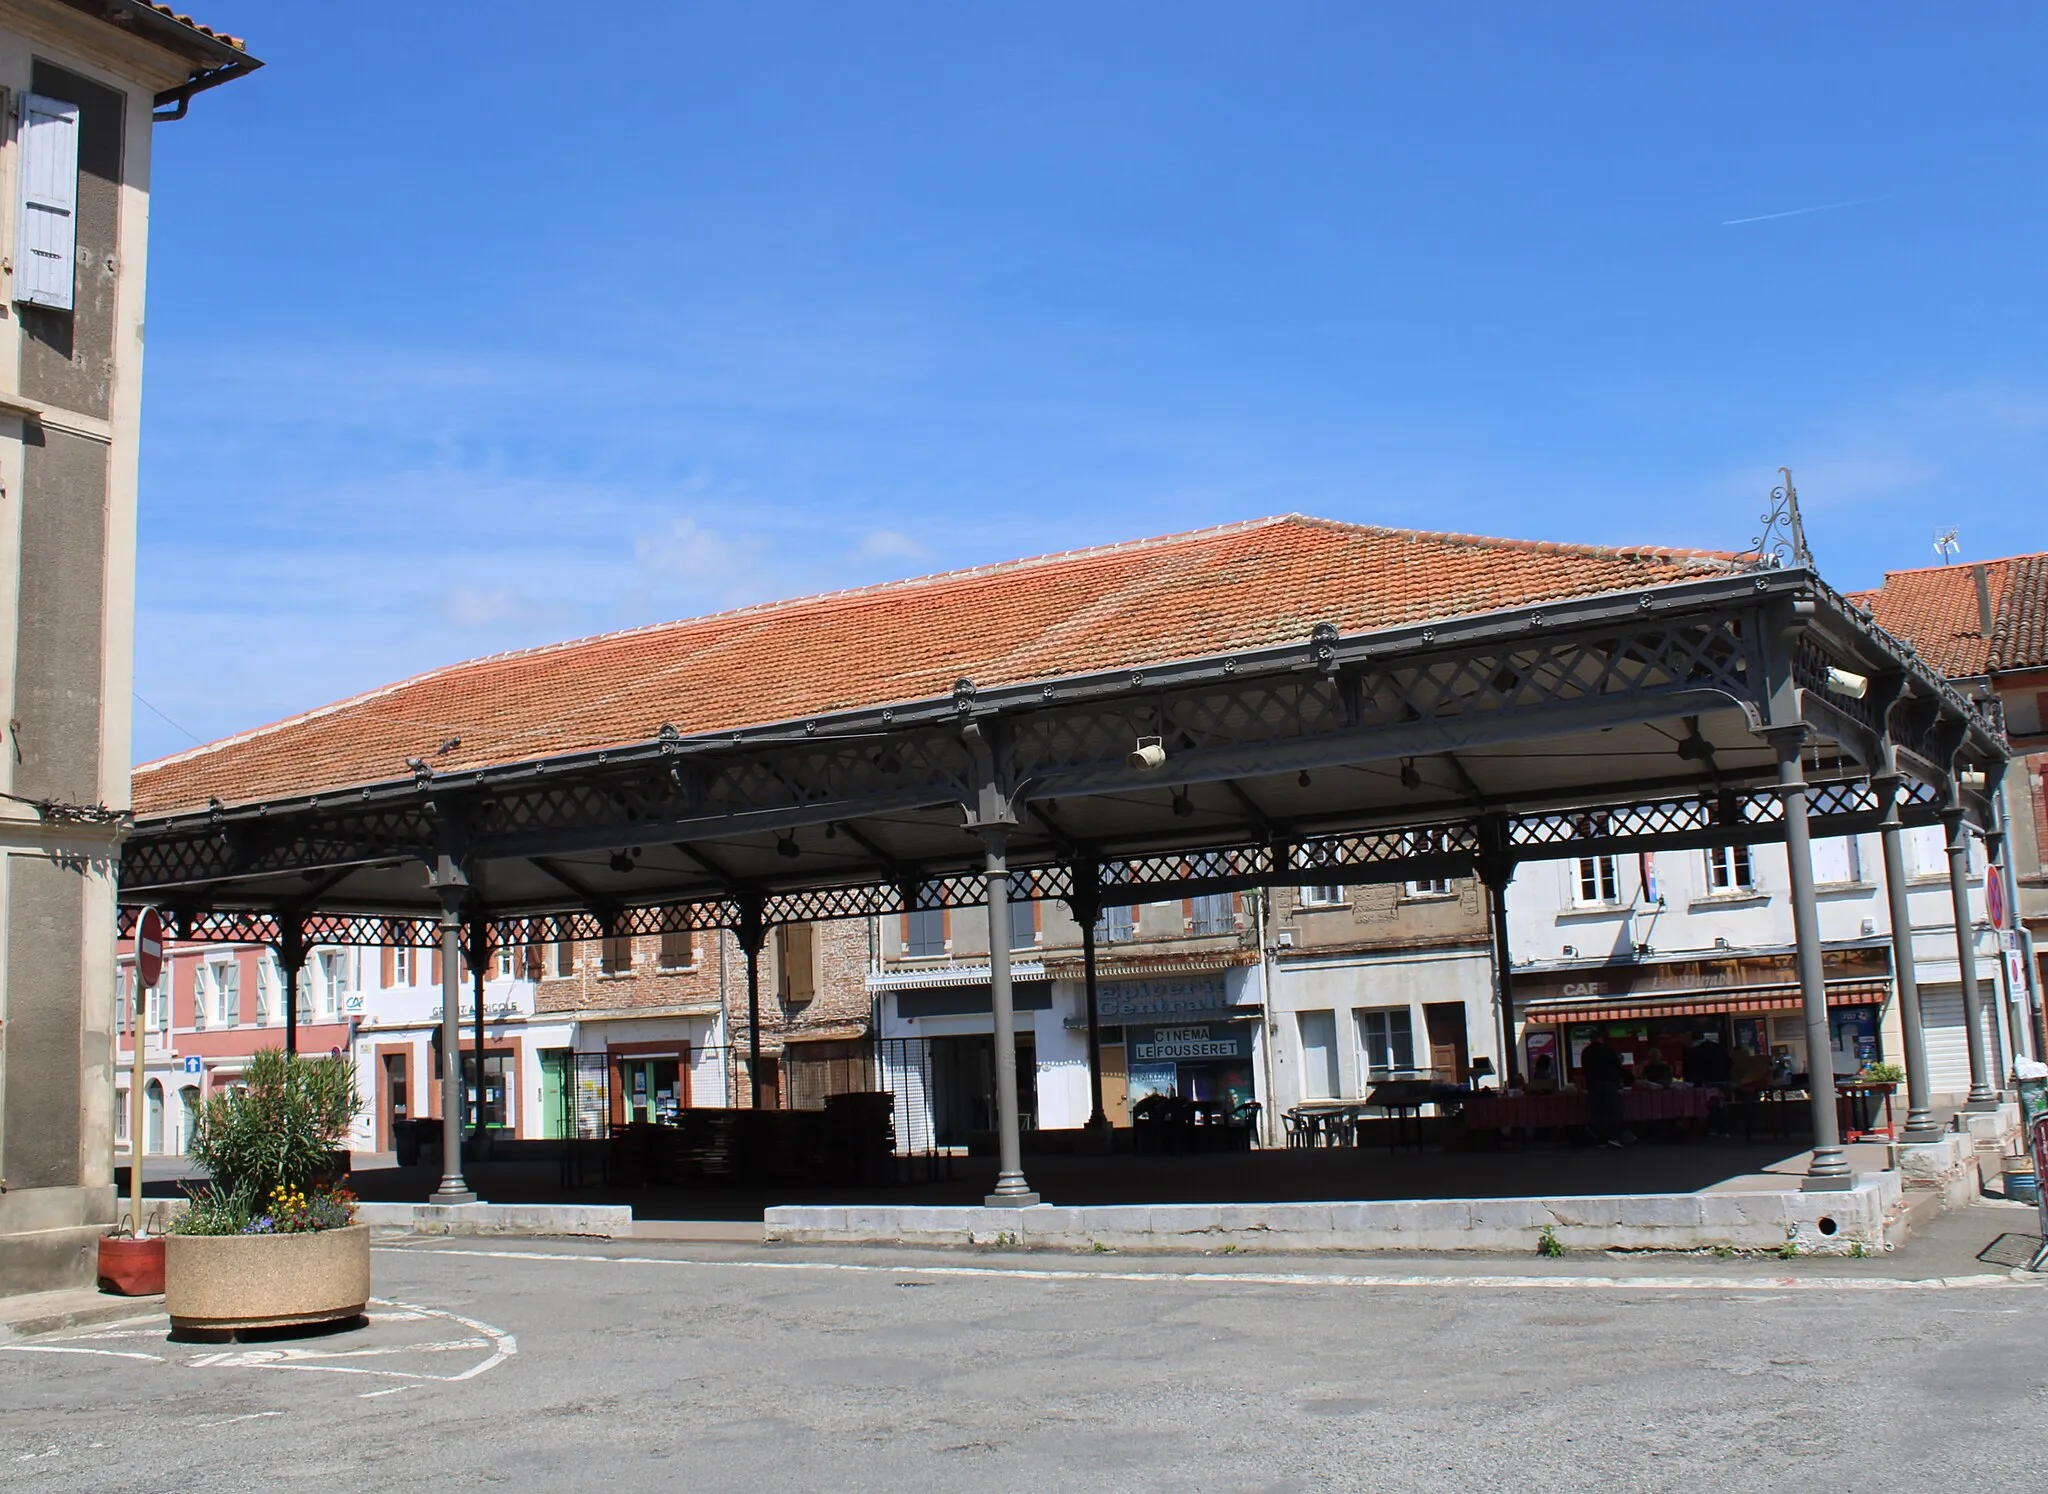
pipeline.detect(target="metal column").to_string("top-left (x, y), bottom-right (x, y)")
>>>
top-left (1945, 809), bottom-right (1999, 1106)
top-left (1069, 860), bottom-right (1108, 1132)
top-left (982, 825), bottom-right (1039, 1205)
top-left (278, 917), bottom-right (305, 1059)
top-left (1879, 822), bottom-right (1940, 1142)
top-left (430, 883), bottom-right (475, 1204)
top-left (737, 898), bottom-right (766, 1109)
top-left (468, 919), bottom-right (488, 1141)
top-left (1477, 818), bottom-right (1518, 1086)
top-left (1776, 736), bottom-right (1853, 1189)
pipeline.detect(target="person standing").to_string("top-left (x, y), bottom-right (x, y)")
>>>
top-left (1581, 1034), bottom-right (1631, 1146)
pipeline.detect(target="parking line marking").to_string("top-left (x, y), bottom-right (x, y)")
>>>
top-left (0, 1345), bottom-right (163, 1362)
top-left (380, 1245), bottom-right (2041, 1294)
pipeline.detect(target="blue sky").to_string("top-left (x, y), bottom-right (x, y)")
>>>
top-left (133, 4), bottom-right (2046, 762)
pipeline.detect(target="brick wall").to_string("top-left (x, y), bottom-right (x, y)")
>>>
top-left (533, 920), bottom-right (874, 1049)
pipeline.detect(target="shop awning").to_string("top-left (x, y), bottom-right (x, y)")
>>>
top-left (1522, 977), bottom-right (1892, 1025)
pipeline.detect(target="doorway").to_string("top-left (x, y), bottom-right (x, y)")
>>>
top-left (381, 1051), bottom-right (409, 1151)
top-left (617, 1055), bottom-right (683, 1125)
top-left (1423, 1003), bottom-right (1470, 1083)
top-left (145, 1078), bottom-right (163, 1155)
top-left (929, 1034), bottom-right (1038, 1146)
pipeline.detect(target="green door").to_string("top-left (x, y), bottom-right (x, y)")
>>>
top-left (540, 1050), bottom-right (568, 1140)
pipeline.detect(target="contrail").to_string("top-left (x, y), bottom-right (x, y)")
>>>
top-left (1722, 194), bottom-right (1887, 226)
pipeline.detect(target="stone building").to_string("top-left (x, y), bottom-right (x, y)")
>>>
top-left (0, 2), bottom-right (256, 1297)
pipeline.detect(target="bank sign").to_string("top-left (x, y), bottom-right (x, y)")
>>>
top-left (1096, 976), bottom-right (1238, 1022)
top-left (1128, 1021), bottom-right (1255, 1064)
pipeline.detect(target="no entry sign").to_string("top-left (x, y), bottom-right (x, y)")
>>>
top-left (135, 906), bottom-right (165, 990)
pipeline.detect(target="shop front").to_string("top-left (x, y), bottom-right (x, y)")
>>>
top-left (1516, 946), bottom-right (1894, 1087)
top-left (1087, 971), bottom-right (1263, 1124)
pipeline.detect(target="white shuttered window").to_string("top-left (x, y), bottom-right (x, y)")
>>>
top-left (16, 94), bottom-right (79, 310)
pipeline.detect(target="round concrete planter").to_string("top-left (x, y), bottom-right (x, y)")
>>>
top-left (164, 1223), bottom-right (370, 1335)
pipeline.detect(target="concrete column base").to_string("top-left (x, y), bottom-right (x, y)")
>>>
top-left (1799, 1173), bottom-right (1858, 1193)
top-left (985, 1191), bottom-right (1042, 1208)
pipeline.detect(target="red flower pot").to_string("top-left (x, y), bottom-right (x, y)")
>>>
top-left (97, 1235), bottom-right (165, 1296)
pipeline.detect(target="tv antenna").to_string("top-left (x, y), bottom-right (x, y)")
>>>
top-left (1933, 527), bottom-right (1960, 565)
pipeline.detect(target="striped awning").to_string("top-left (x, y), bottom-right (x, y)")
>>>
top-left (1522, 977), bottom-right (1891, 1026)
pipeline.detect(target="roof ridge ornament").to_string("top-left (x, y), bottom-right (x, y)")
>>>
top-left (1746, 467), bottom-right (1813, 572)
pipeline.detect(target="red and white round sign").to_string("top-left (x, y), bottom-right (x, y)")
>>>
top-left (1987, 865), bottom-right (2008, 931)
top-left (135, 906), bottom-right (166, 990)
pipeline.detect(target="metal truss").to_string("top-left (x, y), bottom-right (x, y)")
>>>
top-left (122, 775), bottom-right (1952, 951)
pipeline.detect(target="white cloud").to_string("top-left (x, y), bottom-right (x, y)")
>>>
top-left (634, 517), bottom-right (752, 586)
top-left (857, 529), bottom-right (930, 561)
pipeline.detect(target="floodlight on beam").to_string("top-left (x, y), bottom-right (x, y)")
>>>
top-left (1127, 736), bottom-right (1167, 772)
top-left (1824, 667), bottom-right (1870, 700)
top-left (1958, 770), bottom-right (1989, 791)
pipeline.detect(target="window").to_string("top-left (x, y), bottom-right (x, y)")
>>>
top-left (1356, 1007), bottom-right (1416, 1080)
top-left (146, 976), bottom-right (170, 1034)
top-left (553, 940), bottom-right (576, 978)
top-left (600, 936), bottom-right (633, 976)
top-left (1009, 897), bottom-right (1038, 951)
top-left (659, 930), bottom-right (694, 970)
top-left (1810, 835), bottom-right (1860, 886)
top-left (114, 968), bottom-right (129, 1036)
top-left (1298, 885), bottom-right (1346, 908)
top-left (1096, 905), bottom-right (1135, 943)
top-left (1186, 893), bottom-right (1235, 936)
top-left (1573, 855), bottom-right (1620, 906)
top-left (1705, 844), bottom-right (1753, 893)
top-left (1297, 1010), bottom-right (1340, 1099)
top-left (16, 94), bottom-right (80, 311)
top-left (393, 944), bottom-right (413, 986)
top-left (210, 959), bottom-right (240, 1028)
top-left (1404, 831), bottom-right (1452, 896)
top-left (115, 1089), bottom-right (129, 1145)
top-left (191, 965), bottom-right (209, 1030)
top-left (1905, 824), bottom-right (1950, 879)
top-left (496, 943), bottom-right (516, 979)
top-left (776, 923), bottom-right (816, 1005)
top-left (904, 908), bottom-right (947, 958)
top-left (254, 955), bottom-right (277, 1026)
top-left (315, 949), bottom-right (353, 1018)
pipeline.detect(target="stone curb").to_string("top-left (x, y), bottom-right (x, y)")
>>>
top-left (0, 1290), bottom-right (165, 1344)
top-left (765, 1176), bottom-right (1902, 1255)
top-left (356, 1202), bottom-right (632, 1238)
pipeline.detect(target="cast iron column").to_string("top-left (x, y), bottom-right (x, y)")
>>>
top-left (278, 916), bottom-right (305, 1059)
top-left (1477, 817), bottom-right (1517, 1086)
top-left (1775, 734), bottom-right (1853, 1188)
top-left (737, 898), bottom-right (766, 1109)
top-left (982, 825), bottom-right (1039, 1205)
top-left (1986, 792), bottom-right (2032, 1064)
top-left (1070, 860), bottom-right (1108, 1132)
top-left (468, 918), bottom-right (489, 1142)
top-left (430, 883), bottom-right (476, 1204)
top-left (1944, 808), bottom-right (1998, 1105)
top-left (1879, 821), bottom-right (1940, 1142)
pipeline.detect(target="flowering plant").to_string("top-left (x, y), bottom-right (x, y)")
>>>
top-left (238, 1183), bottom-right (358, 1235)
top-left (171, 1049), bottom-right (357, 1236)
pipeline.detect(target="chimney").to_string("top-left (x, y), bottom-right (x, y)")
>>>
top-left (1972, 563), bottom-right (1995, 637)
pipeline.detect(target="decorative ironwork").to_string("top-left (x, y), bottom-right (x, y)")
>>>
top-left (1746, 466), bottom-right (1812, 571)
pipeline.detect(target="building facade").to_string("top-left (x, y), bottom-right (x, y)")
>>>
top-left (1504, 825), bottom-right (2005, 1103)
top-left (0, 2), bottom-right (255, 1296)
top-left (1263, 877), bottom-right (1499, 1115)
top-left (1855, 553), bottom-right (2048, 1060)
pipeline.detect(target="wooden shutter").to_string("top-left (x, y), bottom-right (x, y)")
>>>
top-left (780, 924), bottom-right (816, 1003)
top-left (16, 94), bottom-right (78, 310)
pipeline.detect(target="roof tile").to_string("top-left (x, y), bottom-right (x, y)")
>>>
top-left (1849, 552), bottom-right (2048, 679)
top-left (132, 515), bottom-right (1739, 816)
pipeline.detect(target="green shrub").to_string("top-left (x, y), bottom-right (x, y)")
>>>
top-left (172, 1049), bottom-right (358, 1236)
top-left (1861, 1062), bottom-right (1905, 1084)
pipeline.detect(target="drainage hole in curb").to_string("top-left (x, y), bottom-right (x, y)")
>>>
top-left (1817, 1217), bottom-right (1839, 1236)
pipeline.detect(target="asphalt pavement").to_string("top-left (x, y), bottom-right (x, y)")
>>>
top-left (4, 1203), bottom-right (2044, 1492)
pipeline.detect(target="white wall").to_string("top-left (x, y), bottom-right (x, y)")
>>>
top-left (1267, 947), bottom-right (1497, 1106)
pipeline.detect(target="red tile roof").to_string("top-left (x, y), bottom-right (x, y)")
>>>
top-left (142, 5), bottom-right (244, 49)
top-left (1848, 553), bottom-right (2048, 679)
top-left (132, 515), bottom-right (1741, 817)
